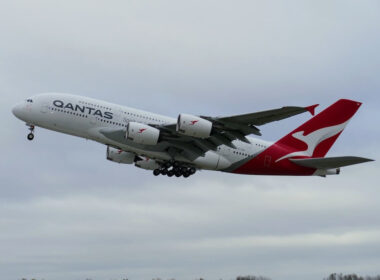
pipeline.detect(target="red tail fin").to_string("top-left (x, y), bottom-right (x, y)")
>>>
top-left (275, 99), bottom-right (362, 161)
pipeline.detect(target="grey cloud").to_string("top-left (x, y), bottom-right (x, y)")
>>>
top-left (1, 170), bottom-right (380, 280)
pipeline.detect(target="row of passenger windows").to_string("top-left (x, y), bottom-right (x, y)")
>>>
top-left (50, 107), bottom-right (88, 118)
top-left (51, 107), bottom-right (126, 127)
top-left (255, 143), bottom-right (267, 148)
top-left (79, 100), bottom-right (165, 123)
top-left (77, 100), bottom-right (166, 123)
top-left (233, 150), bottom-right (251, 157)
top-left (98, 118), bottom-right (126, 127)
top-left (78, 100), bottom-right (111, 111)
top-left (122, 111), bottom-right (165, 123)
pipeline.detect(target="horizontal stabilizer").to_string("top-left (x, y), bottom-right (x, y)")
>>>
top-left (290, 156), bottom-right (374, 169)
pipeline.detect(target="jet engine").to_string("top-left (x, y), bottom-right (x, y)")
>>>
top-left (176, 114), bottom-right (212, 138)
top-left (135, 158), bottom-right (161, 170)
top-left (106, 146), bottom-right (135, 164)
top-left (126, 122), bottom-right (160, 145)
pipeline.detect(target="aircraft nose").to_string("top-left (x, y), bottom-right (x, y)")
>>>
top-left (12, 103), bottom-right (24, 120)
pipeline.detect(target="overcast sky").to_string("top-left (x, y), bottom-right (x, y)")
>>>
top-left (1, 1), bottom-right (380, 280)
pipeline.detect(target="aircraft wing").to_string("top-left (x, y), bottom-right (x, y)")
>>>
top-left (212, 104), bottom-right (319, 126)
top-left (150, 104), bottom-right (319, 159)
top-left (101, 103), bottom-right (319, 161)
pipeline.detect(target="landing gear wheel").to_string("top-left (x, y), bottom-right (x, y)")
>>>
top-left (181, 167), bottom-right (187, 173)
top-left (153, 169), bottom-right (160, 176)
top-left (175, 171), bottom-right (182, 177)
top-left (26, 125), bottom-right (35, 141)
top-left (183, 172), bottom-right (190, 178)
top-left (189, 167), bottom-right (196, 175)
top-left (161, 169), bottom-right (168, 175)
top-left (167, 170), bottom-right (174, 177)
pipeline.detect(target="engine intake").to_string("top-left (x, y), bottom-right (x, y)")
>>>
top-left (176, 114), bottom-right (212, 139)
top-left (126, 122), bottom-right (160, 145)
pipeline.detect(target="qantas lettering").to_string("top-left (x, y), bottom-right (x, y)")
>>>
top-left (53, 100), bottom-right (113, 119)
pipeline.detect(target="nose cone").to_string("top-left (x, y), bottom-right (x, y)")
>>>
top-left (12, 103), bottom-right (24, 120)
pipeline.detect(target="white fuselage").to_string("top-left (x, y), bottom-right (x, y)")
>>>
top-left (12, 93), bottom-right (272, 171)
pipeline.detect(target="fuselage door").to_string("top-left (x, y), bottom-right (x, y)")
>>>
top-left (40, 102), bottom-right (49, 113)
top-left (119, 109), bottom-right (129, 126)
top-left (264, 155), bottom-right (272, 168)
top-left (89, 113), bottom-right (97, 125)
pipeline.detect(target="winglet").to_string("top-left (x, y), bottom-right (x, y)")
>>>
top-left (306, 104), bottom-right (319, 116)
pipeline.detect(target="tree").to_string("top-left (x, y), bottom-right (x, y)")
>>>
top-left (236, 276), bottom-right (271, 280)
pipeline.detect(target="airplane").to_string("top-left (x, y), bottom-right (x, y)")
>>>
top-left (12, 93), bottom-right (373, 178)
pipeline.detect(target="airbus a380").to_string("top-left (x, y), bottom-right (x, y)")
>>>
top-left (12, 93), bottom-right (373, 178)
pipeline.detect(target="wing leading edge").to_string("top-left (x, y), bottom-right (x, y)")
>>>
top-left (212, 104), bottom-right (319, 126)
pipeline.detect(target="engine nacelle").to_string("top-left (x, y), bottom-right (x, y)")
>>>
top-left (176, 114), bottom-right (212, 139)
top-left (106, 146), bottom-right (136, 164)
top-left (135, 158), bottom-right (160, 170)
top-left (126, 122), bottom-right (160, 145)
top-left (315, 168), bottom-right (341, 177)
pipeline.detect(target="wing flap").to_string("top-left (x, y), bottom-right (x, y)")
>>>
top-left (290, 156), bottom-right (374, 169)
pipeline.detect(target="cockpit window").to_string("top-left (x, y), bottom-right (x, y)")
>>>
top-left (26, 99), bottom-right (33, 103)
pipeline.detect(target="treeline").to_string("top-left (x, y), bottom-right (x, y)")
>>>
top-left (236, 276), bottom-right (271, 280)
top-left (235, 275), bottom-right (380, 280)
top-left (324, 274), bottom-right (380, 280)
top-left (18, 275), bottom-right (380, 280)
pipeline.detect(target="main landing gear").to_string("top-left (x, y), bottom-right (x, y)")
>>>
top-left (153, 162), bottom-right (196, 178)
top-left (27, 125), bottom-right (35, 141)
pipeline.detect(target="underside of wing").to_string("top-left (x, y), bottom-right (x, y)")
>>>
top-left (98, 127), bottom-right (207, 161)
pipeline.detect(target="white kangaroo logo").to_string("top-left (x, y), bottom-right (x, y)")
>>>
top-left (275, 120), bottom-right (349, 162)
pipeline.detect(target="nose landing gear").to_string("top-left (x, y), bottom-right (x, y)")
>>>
top-left (27, 125), bottom-right (35, 141)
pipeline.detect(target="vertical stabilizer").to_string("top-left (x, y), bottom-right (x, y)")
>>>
top-left (275, 99), bottom-right (362, 162)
